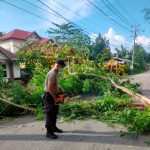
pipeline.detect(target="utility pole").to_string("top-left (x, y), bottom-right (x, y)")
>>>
top-left (130, 25), bottom-right (140, 70)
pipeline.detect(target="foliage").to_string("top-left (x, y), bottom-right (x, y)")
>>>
top-left (59, 75), bottom-right (82, 95)
top-left (120, 80), bottom-right (141, 93)
top-left (17, 42), bottom-right (48, 79)
top-left (35, 105), bottom-right (44, 120)
top-left (0, 32), bottom-right (4, 36)
top-left (142, 8), bottom-right (150, 24)
top-left (0, 62), bottom-right (48, 116)
top-left (115, 45), bottom-right (130, 59)
top-left (89, 33), bottom-right (111, 62)
top-left (118, 108), bottom-right (150, 133)
top-left (133, 44), bottom-right (147, 72)
top-left (60, 92), bottom-right (150, 133)
top-left (27, 62), bottom-right (48, 105)
top-left (0, 81), bottom-right (29, 116)
top-left (48, 23), bottom-right (91, 49)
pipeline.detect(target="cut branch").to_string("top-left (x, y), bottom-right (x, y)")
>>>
top-left (0, 98), bottom-right (36, 112)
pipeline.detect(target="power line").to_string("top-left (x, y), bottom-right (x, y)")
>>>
top-left (0, 0), bottom-right (99, 42)
top-left (0, 0), bottom-right (55, 25)
top-left (86, 0), bottom-right (131, 33)
top-left (23, 0), bottom-right (106, 38)
top-left (51, 0), bottom-right (109, 32)
top-left (38, 0), bottom-right (130, 45)
top-left (102, 0), bottom-right (133, 26)
top-left (115, 0), bottom-right (137, 24)
top-left (23, 0), bottom-right (61, 18)
top-left (1, 0), bottom-right (94, 38)
top-left (51, 0), bottom-right (131, 44)
top-left (40, 0), bottom-right (101, 34)
top-left (37, 0), bottom-right (100, 37)
top-left (0, 0), bottom-right (130, 49)
top-left (100, 0), bottom-right (130, 27)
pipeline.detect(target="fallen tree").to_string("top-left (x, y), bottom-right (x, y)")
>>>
top-left (68, 71), bottom-right (150, 107)
top-left (0, 73), bottom-right (149, 113)
top-left (110, 79), bottom-right (150, 106)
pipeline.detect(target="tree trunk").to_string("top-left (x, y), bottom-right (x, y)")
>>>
top-left (0, 98), bottom-right (36, 112)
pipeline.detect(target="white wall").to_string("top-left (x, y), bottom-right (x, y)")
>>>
top-left (0, 39), bottom-right (25, 53)
top-left (0, 40), bottom-right (14, 52)
top-left (12, 40), bottom-right (26, 53)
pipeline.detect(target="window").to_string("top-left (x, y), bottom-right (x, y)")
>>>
top-left (2, 64), bottom-right (7, 77)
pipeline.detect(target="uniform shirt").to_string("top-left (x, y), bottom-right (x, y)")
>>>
top-left (44, 68), bottom-right (59, 93)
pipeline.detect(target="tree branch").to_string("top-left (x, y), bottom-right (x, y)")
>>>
top-left (0, 98), bottom-right (36, 112)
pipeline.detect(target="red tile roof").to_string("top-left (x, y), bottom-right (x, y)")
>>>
top-left (38, 38), bottom-right (53, 45)
top-left (0, 29), bottom-right (40, 41)
top-left (0, 47), bottom-right (16, 61)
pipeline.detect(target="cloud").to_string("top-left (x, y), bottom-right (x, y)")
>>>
top-left (90, 33), bottom-right (98, 42)
top-left (38, 0), bottom-right (93, 29)
top-left (136, 36), bottom-right (150, 52)
top-left (103, 28), bottom-right (150, 53)
top-left (104, 28), bottom-right (127, 53)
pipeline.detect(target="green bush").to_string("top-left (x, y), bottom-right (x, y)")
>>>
top-left (0, 81), bottom-right (29, 116)
top-left (59, 75), bottom-right (82, 95)
top-left (132, 112), bottom-right (150, 133)
top-left (27, 62), bottom-right (48, 105)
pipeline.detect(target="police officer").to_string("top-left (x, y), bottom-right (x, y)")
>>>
top-left (43, 59), bottom-right (66, 139)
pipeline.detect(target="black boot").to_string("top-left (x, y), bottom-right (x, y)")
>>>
top-left (46, 128), bottom-right (58, 139)
top-left (52, 124), bottom-right (63, 133)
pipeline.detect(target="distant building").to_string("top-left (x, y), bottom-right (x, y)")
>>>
top-left (0, 47), bottom-right (20, 80)
top-left (0, 29), bottom-right (51, 53)
top-left (0, 29), bottom-right (52, 80)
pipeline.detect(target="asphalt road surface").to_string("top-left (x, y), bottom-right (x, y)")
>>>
top-left (0, 115), bottom-right (150, 150)
top-left (130, 70), bottom-right (150, 98)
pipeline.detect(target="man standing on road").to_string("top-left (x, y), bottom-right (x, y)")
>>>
top-left (42, 59), bottom-right (66, 139)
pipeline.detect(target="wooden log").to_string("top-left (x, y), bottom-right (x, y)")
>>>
top-left (64, 95), bottom-right (81, 103)
top-left (110, 79), bottom-right (150, 106)
top-left (0, 98), bottom-right (36, 112)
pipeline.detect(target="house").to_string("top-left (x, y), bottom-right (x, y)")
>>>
top-left (0, 29), bottom-right (52, 80)
top-left (104, 57), bottom-right (132, 74)
top-left (0, 29), bottom-right (51, 53)
top-left (0, 47), bottom-right (20, 81)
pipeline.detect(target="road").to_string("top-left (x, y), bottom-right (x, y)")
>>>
top-left (0, 115), bottom-right (150, 150)
top-left (130, 70), bottom-right (150, 98)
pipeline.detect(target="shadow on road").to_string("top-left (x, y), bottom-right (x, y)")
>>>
top-left (0, 130), bottom-right (149, 147)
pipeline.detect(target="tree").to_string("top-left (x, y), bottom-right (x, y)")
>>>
top-left (145, 52), bottom-right (150, 63)
top-left (133, 44), bottom-right (147, 71)
top-left (114, 45), bottom-right (130, 59)
top-left (17, 42), bottom-right (48, 80)
top-left (0, 32), bottom-right (4, 36)
top-left (89, 33), bottom-right (111, 62)
top-left (48, 23), bottom-right (91, 49)
top-left (142, 8), bottom-right (150, 23)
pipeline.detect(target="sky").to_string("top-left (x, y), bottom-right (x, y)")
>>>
top-left (0, 0), bottom-right (150, 53)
